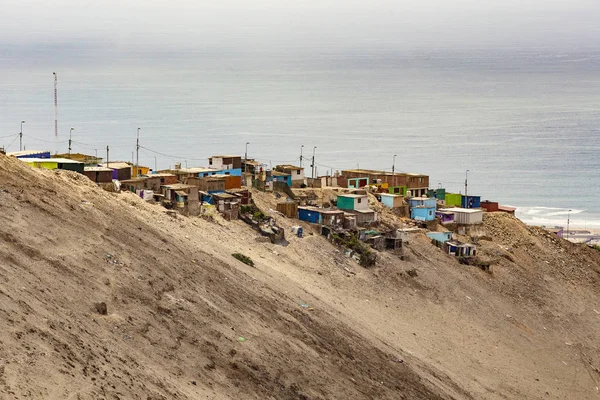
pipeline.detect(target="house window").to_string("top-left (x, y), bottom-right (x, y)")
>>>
top-left (296, 170), bottom-right (301, 175)
top-left (203, 173), bottom-right (208, 177)
top-left (357, 198), bottom-right (362, 203)
top-left (225, 172), bottom-right (230, 175)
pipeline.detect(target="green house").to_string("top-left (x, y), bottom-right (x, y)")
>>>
top-left (445, 193), bottom-right (462, 207)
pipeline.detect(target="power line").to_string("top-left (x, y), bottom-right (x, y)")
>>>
top-left (140, 145), bottom-right (209, 162)
top-left (23, 135), bottom-right (68, 144)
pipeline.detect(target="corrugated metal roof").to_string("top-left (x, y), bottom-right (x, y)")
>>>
top-left (443, 207), bottom-right (483, 214)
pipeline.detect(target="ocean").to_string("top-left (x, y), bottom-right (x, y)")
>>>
top-left (1, 48), bottom-right (599, 229)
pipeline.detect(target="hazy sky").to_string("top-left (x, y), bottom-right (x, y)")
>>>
top-left (2, 0), bottom-right (600, 51)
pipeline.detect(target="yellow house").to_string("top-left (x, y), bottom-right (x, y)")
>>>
top-left (20, 158), bottom-right (84, 173)
top-left (133, 165), bottom-right (150, 177)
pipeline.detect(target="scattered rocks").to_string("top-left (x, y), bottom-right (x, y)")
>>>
top-left (94, 302), bottom-right (108, 315)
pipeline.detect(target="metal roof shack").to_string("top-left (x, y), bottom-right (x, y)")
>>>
top-left (84, 166), bottom-right (113, 184)
top-left (21, 157), bottom-right (84, 173)
top-left (498, 205), bottom-right (516, 215)
top-left (7, 150), bottom-right (51, 159)
top-left (442, 207), bottom-right (483, 225)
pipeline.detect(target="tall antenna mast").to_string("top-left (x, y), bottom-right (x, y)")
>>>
top-left (53, 72), bottom-right (58, 153)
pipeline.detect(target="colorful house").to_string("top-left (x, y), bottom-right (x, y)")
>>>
top-left (427, 231), bottom-right (453, 243)
top-left (388, 186), bottom-right (407, 196)
top-left (21, 157), bottom-right (84, 174)
top-left (461, 195), bottom-right (481, 209)
top-left (271, 171), bottom-right (292, 186)
top-left (336, 194), bottom-right (377, 225)
top-left (347, 177), bottom-right (370, 189)
top-left (445, 193), bottom-right (462, 207)
top-left (379, 193), bottom-right (404, 208)
top-left (408, 197), bottom-right (436, 208)
top-left (298, 207), bottom-right (321, 224)
top-left (208, 155), bottom-right (243, 176)
top-left (8, 150), bottom-right (51, 159)
top-left (337, 194), bottom-right (369, 211)
top-left (427, 188), bottom-right (446, 201)
top-left (411, 206), bottom-right (436, 221)
top-left (275, 165), bottom-right (305, 187)
top-left (102, 162), bottom-right (132, 181)
top-left (436, 210), bottom-right (455, 224)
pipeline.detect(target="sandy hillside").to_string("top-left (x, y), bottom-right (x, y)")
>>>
top-left (1, 153), bottom-right (600, 399)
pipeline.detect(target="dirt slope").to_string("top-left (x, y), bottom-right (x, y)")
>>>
top-left (2, 153), bottom-right (600, 399)
top-left (0, 154), bottom-right (451, 399)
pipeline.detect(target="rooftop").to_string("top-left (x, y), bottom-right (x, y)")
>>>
top-left (443, 207), bottom-right (483, 214)
top-left (7, 150), bottom-right (50, 157)
top-left (209, 155), bottom-right (241, 159)
top-left (276, 164), bottom-right (303, 171)
top-left (338, 193), bottom-right (367, 198)
top-left (213, 193), bottom-right (238, 200)
top-left (102, 162), bottom-right (131, 169)
top-left (498, 205), bottom-right (517, 212)
top-left (21, 157), bottom-right (82, 164)
top-left (161, 184), bottom-right (196, 190)
top-left (379, 193), bottom-right (402, 197)
top-left (177, 167), bottom-right (216, 174)
top-left (84, 166), bottom-right (112, 172)
top-left (271, 171), bottom-right (291, 177)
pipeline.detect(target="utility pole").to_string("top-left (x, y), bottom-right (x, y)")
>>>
top-left (245, 142), bottom-right (250, 174)
top-left (465, 169), bottom-right (470, 196)
top-left (19, 120), bottom-right (25, 151)
top-left (300, 144), bottom-right (304, 168)
top-left (136, 127), bottom-right (140, 177)
top-left (567, 209), bottom-right (572, 239)
top-left (311, 146), bottom-right (317, 179)
top-left (392, 154), bottom-right (397, 181)
top-left (68, 127), bottom-right (74, 157)
top-left (106, 146), bottom-right (110, 168)
top-left (154, 156), bottom-right (157, 172)
top-left (53, 72), bottom-right (58, 154)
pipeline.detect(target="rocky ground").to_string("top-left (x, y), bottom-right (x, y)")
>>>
top-left (1, 153), bottom-right (600, 399)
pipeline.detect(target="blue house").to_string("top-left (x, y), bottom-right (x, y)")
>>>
top-left (426, 231), bottom-right (453, 243)
top-left (8, 150), bottom-right (51, 159)
top-left (411, 206), bottom-right (436, 221)
top-left (461, 195), bottom-right (481, 209)
top-left (298, 207), bottom-right (321, 224)
top-left (271, 171), bottom-right (292, 186)
top-left (408, 197), bottom-right (437, 208)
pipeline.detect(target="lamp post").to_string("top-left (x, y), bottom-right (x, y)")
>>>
top-left (19, 120), bottom-right (25, 151)
top-left (245, 142), bottom-right (250, 173)
top-left (392, 154), bottom-right (396, 175)
top-left (300, 144), bottom-right (304, 168)
top-left (311, 146), bottom-right (317, 179)
top-left (68, 127), bottom-right (74, 157)
top-left (465, 169), bottom-right (470, 196)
